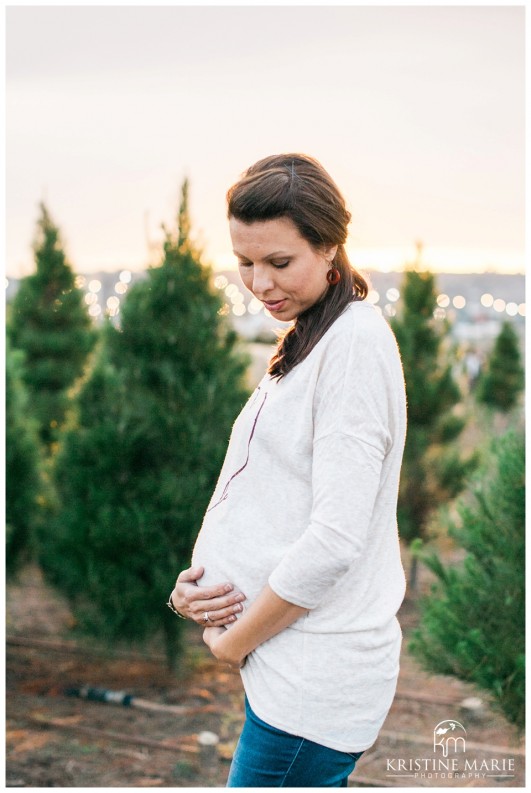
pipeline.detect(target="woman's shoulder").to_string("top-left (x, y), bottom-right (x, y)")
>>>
top-left (312, 301), bottom-right (403, 388)
top-left (312, 301), bottom-right (405, 427)
top-left (327, 300), bottom-right (396, 350)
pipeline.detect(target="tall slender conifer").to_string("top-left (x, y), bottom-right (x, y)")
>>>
top-left (477, 321), bottom-right (524, 412)
top-left (43, 182), bottom-right (250, 669)
top-left (8, 204), bottom-right (96, 448)
top-left (391, 263), bottom-right (477, 587)
top-left (410, 430), bottom-right (525, 730)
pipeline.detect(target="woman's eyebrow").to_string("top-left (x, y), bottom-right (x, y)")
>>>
top-left (233, 250), bottom-right (290, 260)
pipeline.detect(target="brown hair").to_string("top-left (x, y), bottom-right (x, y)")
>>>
top-left (227, 153), bottom-right (368, 379)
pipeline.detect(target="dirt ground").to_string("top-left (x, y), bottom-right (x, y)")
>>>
top-left (6, 560), bottom-right (525, 789)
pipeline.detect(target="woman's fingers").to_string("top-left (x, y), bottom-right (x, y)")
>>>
top-left (185, 582), bottom-right (234, 602)
top-left (187, 591), bottom-right (246, 625)
top-left (185, 584), bottom-right (245, 612)
top-left (202, 607), bottom-right (241, 627)
top-left (176, 566), bottom-right (204, 584)
top-left (208, 601), bottom-right (245, 624)
top-left (171, 568), bottom-right (247, 625)
top-left (205, 612), bottom-right (238, 627)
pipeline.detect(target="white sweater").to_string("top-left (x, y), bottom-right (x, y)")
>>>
top-left (191, 301), bottom-right (407, 752)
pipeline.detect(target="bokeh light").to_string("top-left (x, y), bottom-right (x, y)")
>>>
top-left (214, 275), bottom-right (229, 290)
top-left (386, 288), bottom-right (400, 302)
top-left (88, 279), bottom-right (102, 293)
top-left (493, 298), bottom-right (506, 312)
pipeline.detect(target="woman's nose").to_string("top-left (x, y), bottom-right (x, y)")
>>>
top-left (251, 266), bottom-right (275, 296)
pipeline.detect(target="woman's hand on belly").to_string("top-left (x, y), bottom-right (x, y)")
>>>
top-left (204, 584), bottom-right (308, 670)
top-left (170, 566), bottom-right (246, 627)
top-left (203, 626), bottom-right (247, 669)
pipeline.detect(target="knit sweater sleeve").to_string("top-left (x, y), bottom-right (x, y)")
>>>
top-left (268, 314), bottom-right (396, 609)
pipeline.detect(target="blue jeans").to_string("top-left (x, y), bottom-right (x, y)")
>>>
top-left (227, 697), bottom-right (364, 787)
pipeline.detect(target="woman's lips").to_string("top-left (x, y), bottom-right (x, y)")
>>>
top-left (263, 299), bottom-right (286, 312)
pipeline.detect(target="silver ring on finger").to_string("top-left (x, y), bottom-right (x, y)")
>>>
top-left (203, 612), bottom-right (210, 623)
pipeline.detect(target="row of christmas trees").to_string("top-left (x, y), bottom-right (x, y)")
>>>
top-left (6, 183), bottom-right (524, 728)
top-left (389, 261), bottom-right (524, 731)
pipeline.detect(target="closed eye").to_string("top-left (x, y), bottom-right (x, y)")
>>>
top-left (236, 259), bottom-right (290, 269)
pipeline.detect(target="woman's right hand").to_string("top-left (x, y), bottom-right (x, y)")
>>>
top-left (169, 566), bottom-right (246, 627)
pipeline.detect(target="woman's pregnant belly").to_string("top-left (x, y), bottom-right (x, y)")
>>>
top-left (191, 501), bottom-right (292, 606)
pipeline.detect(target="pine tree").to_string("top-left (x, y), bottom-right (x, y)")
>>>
top-left (409, 430), bottom-right (525, 730)
top-left (6, 339), bottom-right (44, 574)
top-left (391, 263), bottom-right (477, 587)
top-left (8, 203), bottom-right (97, 448)
top-left (41, 182), bottom-right (250, 669)
top-left (477, 321), bottom-right (524, 412)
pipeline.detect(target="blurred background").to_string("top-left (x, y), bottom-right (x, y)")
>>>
top-left (5, 5), bottom-right (525, 788)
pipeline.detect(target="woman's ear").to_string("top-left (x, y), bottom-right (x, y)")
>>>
top-left (325, 244), bottom-right (338, 263)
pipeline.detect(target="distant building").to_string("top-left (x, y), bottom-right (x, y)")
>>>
top-left (5, 269), bottom-right (524, 350)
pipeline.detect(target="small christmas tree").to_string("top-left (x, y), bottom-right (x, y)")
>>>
top-left (391, 256), bottom-right (477, 587)
top-left (8, 203), bottom-right (97, 448)
top-left (42, 182), bottom-right (250, 669)
top-left (409, 430), bottom-right (525, 730)
top-left (477, 321), bottom-right (524, 412)
top-left (6, 339), bottom-right (44, 573)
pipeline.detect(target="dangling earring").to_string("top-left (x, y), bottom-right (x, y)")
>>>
top-left (326, 263), bottom-right (341, 285)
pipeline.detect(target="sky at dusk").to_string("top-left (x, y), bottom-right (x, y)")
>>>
top-left (6, 4), bottom-right (525, 278)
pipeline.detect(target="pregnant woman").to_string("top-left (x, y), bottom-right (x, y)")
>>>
top-left (168, 153), bottom-right (407, 787)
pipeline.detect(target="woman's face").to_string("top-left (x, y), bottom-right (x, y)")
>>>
top-left (230, 216), bottom-right (337, 322)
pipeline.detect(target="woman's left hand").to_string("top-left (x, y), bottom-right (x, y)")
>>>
top-left (203, 626), bottom-right (246, 668)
